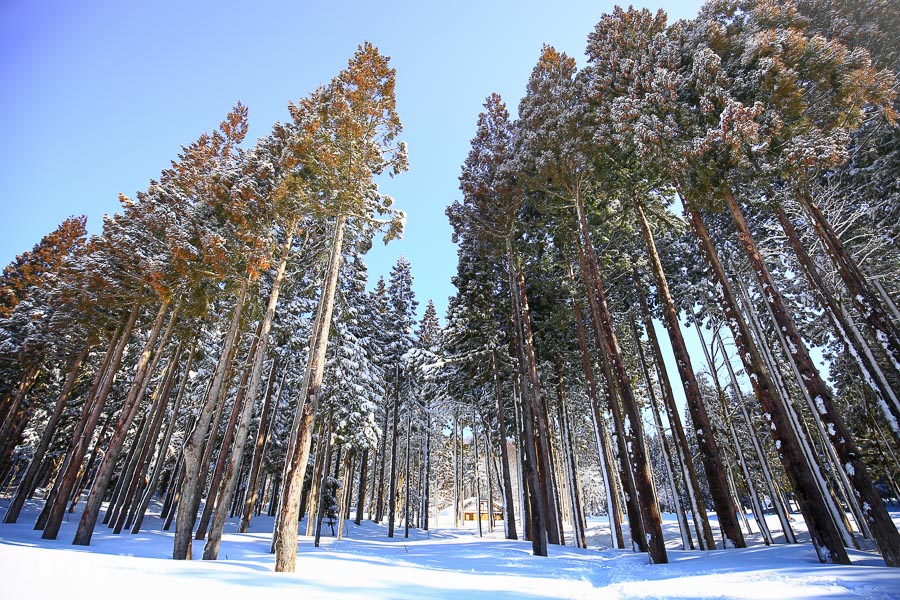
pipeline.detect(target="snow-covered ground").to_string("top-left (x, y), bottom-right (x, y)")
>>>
top-left (1, 497), bottom-right (898, 599)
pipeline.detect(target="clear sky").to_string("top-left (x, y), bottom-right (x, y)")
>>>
top-left (0, 0), bottom-right (705, 321)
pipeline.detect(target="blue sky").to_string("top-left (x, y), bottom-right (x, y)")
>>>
top-left (1, 0), bottom-right (704, 321)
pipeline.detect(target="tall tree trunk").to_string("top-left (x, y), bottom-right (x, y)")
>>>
top-left (719, 335), bottom-right (796, 544)
top-left (507, 243), bottom-right (548, 557)
top-left (73, 299), bottom-right (178, 546)
top-left (492, 351), bottom-right (518, 540)
top-left (795, 189), bottom-right (900, 373)
top-left (473, 405), bottom-right (483, 538)
top-left (555, 368), bottom-right (587, 549)
top-left (725, 189), bottom-right (900, 566)
top-left (422, 402), bottom-right (431, 530)
top-left (354, 447), bottom-right (369, 525)
top-left (634, 196), bottom-right (745, 549)
top-left (4, 343), bottom-right (90, 524)
top-left (173, 278), bottom-right (250, 560)
top-left (569, 278), bottom-right (623, 549)
top-left (197, 321), bottom-right (264, 541)
top-left (575, 192), bottom-right (666, 563)
top-left (576, 244), bottom-right (648, 553)
top-left (204, 222), bottom-right (295, 560)
top-left (40, 306), bottom-right (138, 539)
top-left (240, 364), bottom-right (282, 533)
top-left (404, 407), bottom-right (412, 538)
top-left (374, 397), bottom-right (389, 523)
top-left (274, 215), bottom-right (346, 572)
top-left (387, 366), bottom-right (402, 539)
top-left (689, 312), bottom-right (773, 545)
top-left (114, 343), bottom-right (184, 533)
top-left (313, 413), bottom-right (335, 548)
top-left (630, 316), bottom-right (694, 550)
top-left (686, 202), bottom-right (849, 564)
top-left (776, 205), bottom-right (900, 437)
top-left (132, 340), bottom-right (196, 534)
top-left (633, 274), bottom-right (713, 550)
top-left (515, 259), bottom-right (561, 546)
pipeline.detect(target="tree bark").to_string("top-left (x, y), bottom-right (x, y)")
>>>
top-left (569, 279), bottom-right (624, 549)
top-left (687, 202), bottom-right (849, 564)
top-left (132, 340), bottom-right (197, 534)
top-left (173, 278), bottom-right (249, 560)
top-left (630, 315), bottom-right (694, 550)
top-left (196, 321), bottom-right (264, 541)
top-left (4, 343), bottom-right (90, 524)
top-left (492, 352), bottom-right (518, 540)
top-left (114, 343), bottom-right (184, 533)
top-left (204, 222), bottom-right (295, 561)
top-left (274, 214), bottom-right (346, 572)
top-left (507, 242), bottom-right (548, 557)
top-left (387, 365), bottom-right (402, 538)
top-left (73, 299), bottom-right (179, 546)
top-left (354, 447), bottom-right (369, 525)
top-left (41, 305), bottom-right (139, 540)
top-left (796, 189), bottom-right (900, 374)
top-left (633, 274), bottom-right (713, 549)
top-left (725, 189), bottom-right (900, 566)
top-left (575, 192), bottom-right (666, 563)
top-left (776, 205), bottom-right (900, 437)
top-left (634, 196), bottom-right (745, 549)
top-left (239, 362), bottom-right (282, 533)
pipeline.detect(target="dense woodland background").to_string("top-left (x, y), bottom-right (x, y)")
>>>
top-left (0, 0), bottom-right (898, 574)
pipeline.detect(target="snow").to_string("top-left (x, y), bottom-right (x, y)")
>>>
top-left (1, 498), bottom-right (899, 599)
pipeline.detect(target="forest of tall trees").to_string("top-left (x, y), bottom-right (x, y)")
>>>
top-left (1, 0), bottom-right (898, 575)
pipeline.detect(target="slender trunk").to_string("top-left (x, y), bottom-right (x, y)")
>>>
top-left (404, 408), bottom-right (412, 538)
top-left (132, 340), bottom-right (197, 533)
top-left (633, 275), bottom-right (713, 550)
top-left (796, 189), bottom-right (900, 373)
top-left (631, 316), bottom-right (693, 550)
top-left (104, 412), bottom-right (149, 526)
top-left (240, 364), bottom-right (282, 533)
top-left (634, 196), bottom-right (744, 549)
top-left (387, 366), bottom-right (402, 538)
top-left (453, 409), bottom-right (460, 528)
top-left (73, 300), bottom-right (178, 546)
top-left (374, 398), bottom-right (389, 523)
top-left (473, 405), bottom-right (483, 538)
top-left (735, 274), bottom-right (854, 546)
top-left (40, 306), bottom-right (138, 539)
top-left (173, 278), bottom-right (250, 560)
top-left (492, 352), bottom-right (518, 539)
top-left (274, 215), bottom-right (346, 572)
top-left (422, 404), bottom-right (431, 530)
top-left (355, 447), bottom-right (369, 525)
top-left (687, 202), bottom-right (849, 564)
top-left (4, 343), bottom-right (90, 524)
top-left (204, 222), bottom-right (295, 560)
top-left (197, 321), bottom-right (264, 540)
top-left (569, 278), bottom-right (623, 549)
top-left (725, 189), bottom-right (900, 566)
top-left (313, 413), bottom-right (335, 548)
top-left (338, 452), bottom-right (354, 539)
top-left (576, 245), bottom-right (647, 552)
top-left (575, 192), bottom-right (665, 563)
top-left (776, 205), bottom-right (900, 437)
top-left (507, 243), bottom-right (548, 557)
top-left (115, 343), bottom-right (184, 533)
top-left (556, 371), bottom-right (587, 549)
top-left (690, 312), bottom-right (773, 545)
